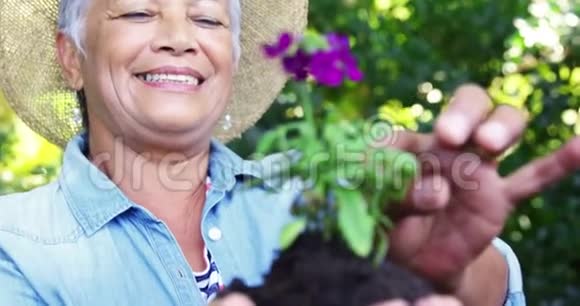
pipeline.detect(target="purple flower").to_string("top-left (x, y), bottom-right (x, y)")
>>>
top-left (309, 50), bottom-right (343, 87)
top-left (263, 32), bottom-right (294, 58)
top-left (326, 33), bottom-right (350, 51)
top-left (340, 53), bottom-right (364, 82)
top-left (263, 32), bottom-right (363, 86)
top-left (282, 50), bottom-right (311, 80)
top-left (308, 34), bottom-right (363, 87)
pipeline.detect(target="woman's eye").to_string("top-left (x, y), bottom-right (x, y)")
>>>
top-left (121, 12), bottom-right (153, 20)
top-left (194, 17), bottom-right (223, 28)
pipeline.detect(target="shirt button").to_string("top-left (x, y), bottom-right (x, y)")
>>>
top-left (208, 227), bottom-right (222, 241)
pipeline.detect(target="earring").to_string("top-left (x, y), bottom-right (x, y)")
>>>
top-left (222, 113), bottom-right (233, 131)
top-left (72, 107), bottom-right (83, 127)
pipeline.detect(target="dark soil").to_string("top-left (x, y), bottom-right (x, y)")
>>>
top-left (224, 233), bottom-right (434, 306)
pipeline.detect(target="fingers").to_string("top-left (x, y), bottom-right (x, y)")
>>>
top-left (435, 85), bottom-right (493, 147)
top-left (435, 85), bottom-right (527, 159)
top-left (505, 137), bottom-right (580, 202)
top-left (415, 295), bottom-right (463, 306)
top-left (385, 85), bottom-right (525, 157)
top-left (210, 293), bottom-right (255, 306)
top-left (406, 176), bottom-right (451, 214)
top-left (388, 130), bottom-right (434, 154)
top-left (474, 105), bottom-right (527, 155)
top-left (389, 176), bottom-right (451, 220)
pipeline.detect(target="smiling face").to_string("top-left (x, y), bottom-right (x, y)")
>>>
top-left (57, 0), bottom-right (235, 152)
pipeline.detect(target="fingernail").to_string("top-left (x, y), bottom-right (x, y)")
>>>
top-left (412, 177), bottom-right (450, 211)
top-left (478, 121), bottom-right (508, 151)
top-left (440, 113), bottom-right (469, 145)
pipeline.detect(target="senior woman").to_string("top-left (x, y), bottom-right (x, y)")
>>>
top-left (1, 0), bottom-right (579, 305)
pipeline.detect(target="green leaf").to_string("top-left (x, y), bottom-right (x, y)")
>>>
top-left (391, 159), bottom-right (418, 202)
top-left (377, 150), bottom-right (419, 202)
top-left (336, 188), bottom-right (375, 257)
top-left (301, 31), bottom-right (329, 53)
top-left (256, 130), bottom-right (280, 155)
top-left (280, 218), bottom-right (307, 250)
top-left (373, 230), bottom-right (389, 266)
top-left (379, 215), bottom-right (394, 230)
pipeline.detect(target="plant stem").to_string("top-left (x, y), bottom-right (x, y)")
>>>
top-left (295, 82), bottom-right (315, 131)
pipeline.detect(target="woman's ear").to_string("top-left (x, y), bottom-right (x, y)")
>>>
top-left (56, 33), bottom-right (84, 90)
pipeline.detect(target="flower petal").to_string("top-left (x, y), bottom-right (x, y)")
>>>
top-left (347, 66), bottom-right (364, 82)
top-left (263, 32), bottom-right (294, 58)
top-left (283, 50), bottom-right (311, 80)
top-left (326, 33), bottom-right (350, 51)
top-left (310, 50), bottom-right (344, 86)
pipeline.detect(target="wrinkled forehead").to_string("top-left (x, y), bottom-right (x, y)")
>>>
top-left (99, 0), bottom-right (229, 10)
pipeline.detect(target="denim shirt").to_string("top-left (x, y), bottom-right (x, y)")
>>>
top-left (0, 134), bottom-right (525, 306)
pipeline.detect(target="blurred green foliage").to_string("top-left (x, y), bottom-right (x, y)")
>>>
top-left (0, 0), bottom-right (578, 304)
top-left (0, 95), bottom-right (61, 195)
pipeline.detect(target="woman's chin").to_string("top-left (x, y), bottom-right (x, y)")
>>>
top-left (141, 115), bottom-right (210, 134)
top-left (130, 118), bottom-right (214, 145)
top-left (125, 130), bottom-right (211, 156)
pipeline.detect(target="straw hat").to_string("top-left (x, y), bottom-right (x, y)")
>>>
top-left (0, 0), bottom-right (308, 147)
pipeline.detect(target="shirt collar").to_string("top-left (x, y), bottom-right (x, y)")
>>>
top-left (58, 132), bottom-right (262, 236)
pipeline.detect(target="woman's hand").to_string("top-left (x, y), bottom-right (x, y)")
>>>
top-left (384, 84), bottom-right (580, 305)
top-left (211, 293), bottom-right (463, 306)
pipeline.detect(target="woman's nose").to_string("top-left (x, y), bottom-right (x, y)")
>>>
top-left (152, 18), bottom-right (198, 56)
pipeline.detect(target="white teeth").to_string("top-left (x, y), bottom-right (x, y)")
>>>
top-left (139, 73), bottom-right (200, 85)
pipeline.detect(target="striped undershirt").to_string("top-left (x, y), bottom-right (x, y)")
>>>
top-left (193, 248), bottom-right (224, 302)
top-left (194, 176), bottom-right (224, 303)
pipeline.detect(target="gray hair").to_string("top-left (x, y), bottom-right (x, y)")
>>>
top-left (57, 0), bottom-right (242, 62)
